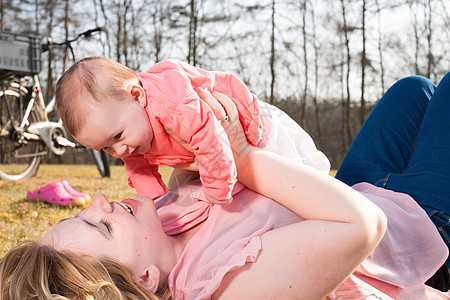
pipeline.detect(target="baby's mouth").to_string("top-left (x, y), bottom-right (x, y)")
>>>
top-left (131, 146), bottom-right (140, 155)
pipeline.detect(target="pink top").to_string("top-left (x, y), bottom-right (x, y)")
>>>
top-left (156, 181), bottom-right (448, 300)
top-left (123, 59), bottom-right (263, 202)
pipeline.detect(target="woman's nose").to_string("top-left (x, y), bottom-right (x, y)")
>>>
top-left (90, 194), bottom-right (113, 213)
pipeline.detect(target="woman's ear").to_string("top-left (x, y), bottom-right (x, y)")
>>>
top-left (127, 83), bottom-right (147, 108)
top-left (139, 265), bottom-right (160, 293)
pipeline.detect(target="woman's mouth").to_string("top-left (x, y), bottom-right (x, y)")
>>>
top-left (117, 201), bottom-right (135, 216)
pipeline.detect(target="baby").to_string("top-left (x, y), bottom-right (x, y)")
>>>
top-left (56, 57), bottom-right (330, 203)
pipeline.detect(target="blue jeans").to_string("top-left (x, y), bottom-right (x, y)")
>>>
top-left (336, 73), bottom-right (450, 266)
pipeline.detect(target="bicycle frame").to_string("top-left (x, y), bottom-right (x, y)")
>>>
top-left (26, 75), bottom-right (74, 155)
top-left (0, 26), bottom-right (110, 180)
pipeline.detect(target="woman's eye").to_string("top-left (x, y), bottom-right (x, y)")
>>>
top-left (100, 219), bottom-right (112, 233)
top-left (114, 132), bottom-right (122, 139)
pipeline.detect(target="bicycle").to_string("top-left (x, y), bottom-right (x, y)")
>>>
top-left (0, 26), bottom-right (110, 180)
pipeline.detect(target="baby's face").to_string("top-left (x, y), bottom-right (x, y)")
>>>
top-left (74, 96), bottom-right (153, 158)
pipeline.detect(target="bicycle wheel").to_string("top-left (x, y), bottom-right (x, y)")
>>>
top-left (91, 149), bottom-right (111, 177)
top-left (0, 84), bottom-right (46, 180)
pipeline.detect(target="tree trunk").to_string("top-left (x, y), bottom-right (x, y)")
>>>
top-left (339, 33), bottom-right (346, 158)
top-left (300, 0), bottom-right (308, 128)
top-left (360, 0), bottom-right (366, 126)
top-left (311, 0), bottom-right (323, 148)
top-left (408, 1), bottom-right (420, 74)
top-left (1, 0), bottom-right (4, 30)
top-left (62, 0), bottom-right (69, 72)
top-left (152, 0), bottom-right (163, 63)
top-left (188, 0), bottom-right (198, 65)
top-left (34, 0), bottom-right (39, 34)
top-left (425, 0), bottom-right (433, 78)
top-left (340, 0), bottom-right (352, 151)
top-left (45, 0), bottom-right (54, 102)
top-left (269, 0), bottom-right (275, 104)
top-left (115, 0), bottom-right (122, 62)
top-left (375, 0), bottom-right (385, 95)
top-left (98, 0), bottom-right (112, 58)
top-left (123, 0), bottom-right (132, 67)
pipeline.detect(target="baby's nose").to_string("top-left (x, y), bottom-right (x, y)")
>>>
top-left (112, 144), bottom-right (127, 157)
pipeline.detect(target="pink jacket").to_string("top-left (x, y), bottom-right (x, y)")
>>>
top-left (123, 59), bottom-right (262, 202)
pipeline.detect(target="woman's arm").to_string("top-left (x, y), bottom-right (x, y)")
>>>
top-left (215, 151), bottom-right (387, 299)
top-left (199, 90), bottom-right (387, 299)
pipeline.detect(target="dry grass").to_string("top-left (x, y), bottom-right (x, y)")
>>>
top-left (0, 164), bottom-right (172, 257)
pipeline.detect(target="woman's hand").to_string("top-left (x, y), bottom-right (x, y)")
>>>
top-left (195, 88), bottom-right (253, 164)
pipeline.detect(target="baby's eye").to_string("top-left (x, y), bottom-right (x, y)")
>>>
top-left (114, 132), bottom-right (122, 139)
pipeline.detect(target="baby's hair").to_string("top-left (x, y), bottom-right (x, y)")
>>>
top-left (55, 56), bottom-right (140, 136)
top-left (0, 240), bottom-right (162, 300)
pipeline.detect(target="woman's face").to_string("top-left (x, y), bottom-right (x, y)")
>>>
top-left (40, 194), bottom-right (171, 279)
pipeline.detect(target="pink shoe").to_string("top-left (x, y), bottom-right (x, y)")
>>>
top-left (27, 181), bottom-right (86, 207)
top-left (60, 180), bottom-right (91, 202)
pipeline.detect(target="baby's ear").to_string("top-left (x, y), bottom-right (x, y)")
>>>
top-left (127, 83), bottom-right (147, 108)
top-left (139, 265), bottom-right (160, 293)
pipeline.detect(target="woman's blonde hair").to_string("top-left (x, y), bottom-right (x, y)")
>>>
top-left (0, 241), bottom-right (163, 300)
top-left (55, 56), bottom-right (140, 136)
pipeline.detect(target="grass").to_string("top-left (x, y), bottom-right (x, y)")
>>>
top-left (0, 164), bottom-right (173, 257)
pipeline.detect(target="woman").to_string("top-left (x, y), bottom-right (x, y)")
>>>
top-left (1, 91), bottom-right (389, 299)
top-left (1, 75), bottom-right (449, 299)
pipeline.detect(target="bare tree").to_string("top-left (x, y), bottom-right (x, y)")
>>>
top-left (424, 0), bottom-right (433, 78)
top-left (310, 0), bottom-right (323, 148)
top-left (339, 0), bottom-right (353, 151)
top-left (91, 0), bottom-right (108, 57)
top-left (1, 0), bottom-right (4, 29)
top-left (115, 0), bottom-right (123, 63)
top-left (62, 0), bottom-right (69, 71)
top-left (299, 0), bottom-right (308, 127)
top-left (269, 0), bottom-right (276, 104)
top-left (408, 0), bottom-right (420, 74)
top-left (360, 0), bottom-right (367, 125)
top-left (34, 0), bottom-right (41, 34)
top-left (187, 0), bottom-right (198, 65)
top-left (151, 0), bottom-right (165, 62)
top-left (375, 0), bottom-right (385, 95)
top-left (97, 0), bottom-right (112, 58)
top-left (45, 0), bottom-right (55, 101)
top-left (122, 0), bottom-right (132, 66)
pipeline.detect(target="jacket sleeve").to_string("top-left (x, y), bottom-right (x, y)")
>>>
top-left (170, 94), bottom-right (237, 203)
top-left (122, 154), bottom-right (168, 200)
top-left (148, 59), bottom-right (237, 203)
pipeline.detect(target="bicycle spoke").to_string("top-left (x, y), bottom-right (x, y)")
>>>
top-left (0, 85), bottom-right (43, 180)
